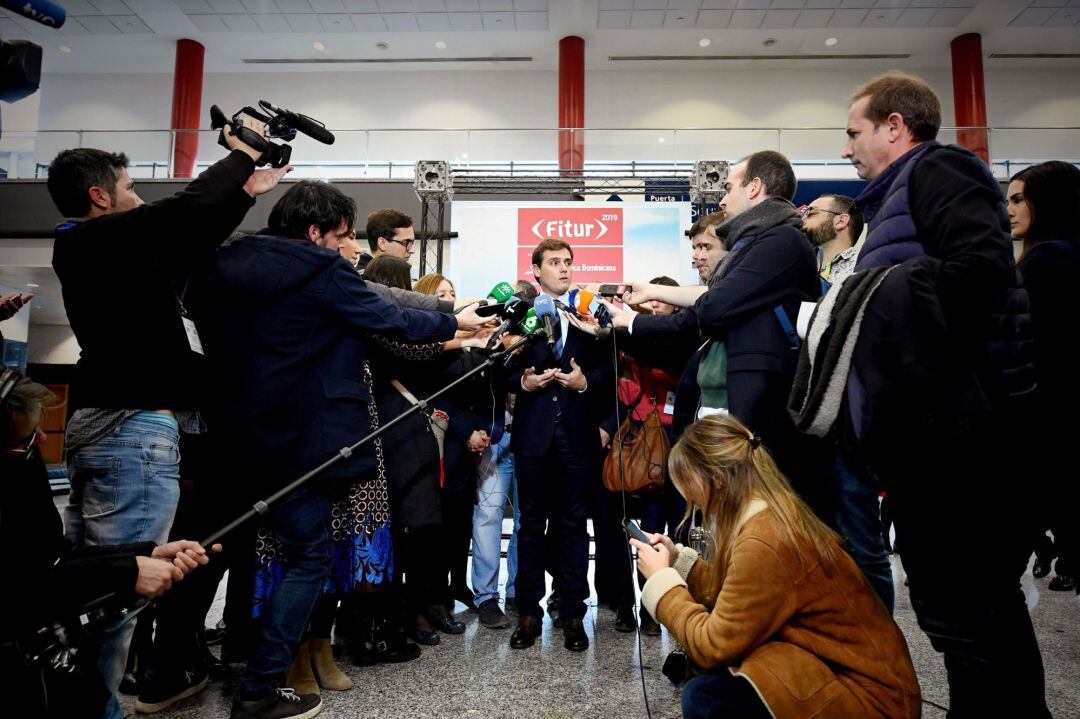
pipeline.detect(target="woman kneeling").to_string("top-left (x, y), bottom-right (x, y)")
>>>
top-left (633, 415), bottom-right (920, 719)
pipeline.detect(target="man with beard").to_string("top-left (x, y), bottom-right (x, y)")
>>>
top-left (799, 194), bottom-right (864, 290)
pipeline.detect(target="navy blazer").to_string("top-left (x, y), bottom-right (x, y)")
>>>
top-left (632, 224), bottom-right (819, 475)
top-left (505, 321), bottom-right (613, 459)
top-left (196, 232), bottom-right (457, 497)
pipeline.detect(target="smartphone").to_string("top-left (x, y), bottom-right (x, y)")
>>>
top-left (597, 283), bottom-right (624, 298)
top-left (623, 518), bottom-right (657, 549)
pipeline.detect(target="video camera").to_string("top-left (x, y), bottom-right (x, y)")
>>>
top-left (210, 100), bottom-right (335, 168)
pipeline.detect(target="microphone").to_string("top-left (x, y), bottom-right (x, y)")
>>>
top-left (483, 297), bottom-right (530, 349)
top-left (533, 294), bottom-right (559, 347)
top-left (485, 281), bottom-right (516, 304)
top-left (257, 100), bottom-right (335, 145)
top-left (567, 288), bottom-right (613, 329)
top-left (0, 0), bottom-right (66, 27)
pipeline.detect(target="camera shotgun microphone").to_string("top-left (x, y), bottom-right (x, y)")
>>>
top-left (258, 100), bottom-right (336, 145)
top-left (533, 294), bottom-right (559, 347)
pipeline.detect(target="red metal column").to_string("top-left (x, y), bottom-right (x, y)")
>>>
top-left (950, 33), bottom-right (989, 164)
top-left (558, 36), bottom-right (585, 174)
top-left (170, 39), bottom-right (205, 178)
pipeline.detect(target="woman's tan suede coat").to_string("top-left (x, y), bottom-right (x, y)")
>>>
top-left (644, 509), bottom-right (920, 719)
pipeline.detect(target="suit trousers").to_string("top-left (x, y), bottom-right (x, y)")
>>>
top-left (514, 421), bottom-right (595, 621)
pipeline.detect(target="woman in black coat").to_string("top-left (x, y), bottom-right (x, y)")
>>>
top-left (1009, 161), bottom-right (1080, 592)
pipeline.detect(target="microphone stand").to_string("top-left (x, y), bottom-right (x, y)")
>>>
top-left (201, 328), bottom-right (543, 546)
top-left (24, 330), bottom-right (547, 666)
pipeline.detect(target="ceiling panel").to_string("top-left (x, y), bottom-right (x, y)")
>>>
top-left (1046, 6), bottom-right (1080, 23)
top-left (729, 8), bottom-right (766, 25)
top-left (207, 0), bottom-right (247, 12)
top-left (189, 13), bottom-right (230, 30)
top-left (893, 6), bottom-right (935, 24)
top-left (222, 13), bottom-right (263, 30)
top-left (384, 12), bottom-right (420, 28)
top-left (928, 5), bottom-right (970, 23)
top-left (448, 11), bottom-right (483, 27)
top-left (309, 0), bottom-right (348, 10)
top-left (696, 8), bottom-right (733, 25)
top-left (762, 8), bottom-right (800, 25)
top-left (828, 7), bottom-right (868, 24)
top-left (253, 13), bottom-right (292, 30)
top-left (701, 0), bottom-right (737, 7)
top-left (794, 8), bottom-right (834, 25)
top-left (630, 9), bottom-right (666, 26)
top-left (480, 0), bottom-right (515, 9)
top-left (284, 12), bottom-right (323, 30)
top-left (351, 12), bottom-right (388, 28)
top-left (598, 9), bottom-right (633, 26)
top-left (78, 15), bottom-right (123, 32)
top-left (663, 9), bottom-right (698, 26)
top-left (515, 10), bottom-right (548, 28)
top-left (862, 7), bottom-right (901, 24)
top-left (416, 11), bottom-right (452, 28)
top-left (89, 0), bottom-right (135, 12)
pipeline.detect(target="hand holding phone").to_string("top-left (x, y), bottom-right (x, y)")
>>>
top-left (623, 518), bottom-right (660, 551)
top-left (597, 283), bottom-right (624, 299)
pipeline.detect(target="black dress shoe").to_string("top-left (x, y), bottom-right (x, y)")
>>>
top-left (551, 612), bottom-right (564, 629)
top-left (639, 608), bottom-right (662, 637)
top-left (426, 605), bottom-right (466, 635)
top-left (1033, 555), bottom-right (1054, 579)
top-left (614, 606), bottom-right (638, 633)
top-left (1049, 574), bottom-right (1076, 592)
top-left (411, 620), bottom-right (440, 646)
top-left (563, 618), bottom-right (589, 652)
top-left (510, 616), bottom-right (542, 649)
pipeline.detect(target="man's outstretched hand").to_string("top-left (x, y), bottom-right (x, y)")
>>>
top-left (243, 164), bottom-right (293, 198)
top-left (0, 292), bottom-right (33, 322)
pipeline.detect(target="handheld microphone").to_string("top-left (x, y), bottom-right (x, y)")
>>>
top-left (567, 288), bottom-right (613, 329)
top-left (0, 0), bottom-right (66, 27)
top-left (257, 100), bottom-right (335, 145)
top-left (483, 297), bottom-right (530, 349)
top-left (486, 281), bottom-right (516, 304)
top-left (533, 294), bottom-right (559, 347)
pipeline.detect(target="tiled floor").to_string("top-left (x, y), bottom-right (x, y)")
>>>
top-left (120, 553), bottom-right (1080, 719)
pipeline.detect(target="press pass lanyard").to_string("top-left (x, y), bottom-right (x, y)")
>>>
top-left (176, 280), bottom-right (204, 356)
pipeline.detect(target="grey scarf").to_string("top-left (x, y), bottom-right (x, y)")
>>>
top-left (710, 197), bottom-right (803, 284)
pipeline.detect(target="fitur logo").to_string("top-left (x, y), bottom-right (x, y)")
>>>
top-left (529, 218), bottom-right (609, 242)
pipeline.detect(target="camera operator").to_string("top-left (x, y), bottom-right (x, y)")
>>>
top-left (0, 371), bottom-right (217, 719)
top-left (45, 118), bottom-right (289, 719)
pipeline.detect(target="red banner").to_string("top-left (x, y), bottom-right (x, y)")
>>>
top-left (517, 207), bottom-right (623, 283)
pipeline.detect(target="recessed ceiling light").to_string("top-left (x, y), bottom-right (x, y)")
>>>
top-left (58, 45), bottom-right (71, 53)
top-left (435, 40), bottom-right (447, 50)
top-left (375, 41), bottom-right (389, 50)
top-left (658, 137), bottom-right (665, 143)
top-left (763, 37), bottom-right (777, 47)
top-left (675, 16), bottom-right (685, 22)
top-left (26, 283), bottom-right (39, 288)
top-left (699, 38), bottom-right (711, 48)
top-left (825, 37), bottom-right (838, 47)
top-left (461, 152), bottom-right (469, 159)
top-left (313, 41), bottom-right (326, 51)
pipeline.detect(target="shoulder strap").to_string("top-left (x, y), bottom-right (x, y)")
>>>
top-left (773, 305), bottom-right (799, 351)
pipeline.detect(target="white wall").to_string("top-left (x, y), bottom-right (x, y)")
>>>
top-left (27, 66), bottom-right (1080, 171)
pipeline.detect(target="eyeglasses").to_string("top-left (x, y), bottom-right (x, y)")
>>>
top-left (798, 205), bottom-right (845, 219)
top-left (387, 238), bottom-right (415, 250)
top-left (5, 426), bottom-right (40, 463)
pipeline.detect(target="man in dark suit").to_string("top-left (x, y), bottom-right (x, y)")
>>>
top-left (507, 239), bottom-right (612, 653)
top-left (198, 181), bottom-right (485, 719)
top-left (607, 151), bottom-right (821, 487)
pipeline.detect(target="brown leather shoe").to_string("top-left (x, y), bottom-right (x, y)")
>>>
top-left (563, 618), bottom-right (588, 652)
top-left (510, 615), bottom-right (542, 649)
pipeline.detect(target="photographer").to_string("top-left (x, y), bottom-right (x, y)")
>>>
top-left (0, 371), bottom-right (216, 719)
top-left (45, 118), bottom-right (289, 719)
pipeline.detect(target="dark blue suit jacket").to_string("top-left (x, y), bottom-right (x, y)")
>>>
top-left (196, 232), bottom-right (457, 497)
top-left (632, 224), bottom-right (819, 476)
top-left (506, 321), bottom-right (613, 459)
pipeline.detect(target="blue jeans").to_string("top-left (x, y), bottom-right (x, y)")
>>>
top-left (471, 431), bottom-right (517, 605)
top-left (240, 487), bottom-right (333, 698)
top-left (681, 671), bottom-right (772, 719)
top-left (506, 466), bottom-right (521, 599)
top-left (821, 452), bottom-right (894, 612)
top-left (65, 412), bottom-right (181, 719)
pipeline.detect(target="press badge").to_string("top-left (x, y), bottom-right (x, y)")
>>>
top-left (663, 391), bottom-right (676, 415)
top-left (182, 316), bottom-right (205, 355)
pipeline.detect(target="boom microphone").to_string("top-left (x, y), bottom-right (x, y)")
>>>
top-left (533, 294), bottom-right (559, 347)
top-left (257, 100), bottom-right (335, 145)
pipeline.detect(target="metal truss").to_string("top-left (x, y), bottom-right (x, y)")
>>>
top-left (413, 160), bottom-right (727, 273)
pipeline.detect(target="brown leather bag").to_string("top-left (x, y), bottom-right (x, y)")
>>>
top-left (603, 385), bottom-right (669, 495)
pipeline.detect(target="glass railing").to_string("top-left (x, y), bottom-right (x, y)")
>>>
top-left (1, 126), bottom-right (1077, 181)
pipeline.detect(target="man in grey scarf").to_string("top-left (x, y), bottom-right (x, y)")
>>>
top-left (607, 151), bottom-right (822, 486)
